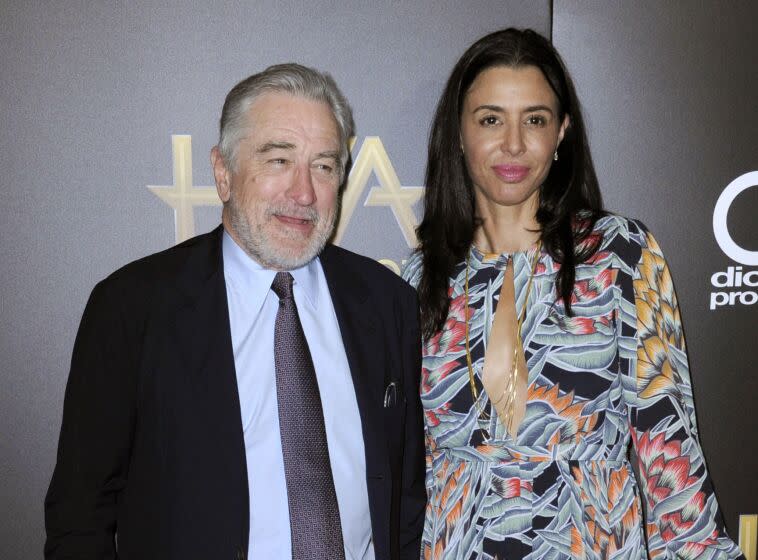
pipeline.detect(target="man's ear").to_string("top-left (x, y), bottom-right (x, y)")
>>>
top-left (211, 146), bottom-right (232, 203)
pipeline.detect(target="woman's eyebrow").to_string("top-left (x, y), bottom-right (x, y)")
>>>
top-left (471, 104), bottom-right (554, 115)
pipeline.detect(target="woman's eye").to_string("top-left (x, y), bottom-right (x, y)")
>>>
top-left (525, 115), bottom-right (547, 126)
top-left (479, 115), bottom-right (500, 126)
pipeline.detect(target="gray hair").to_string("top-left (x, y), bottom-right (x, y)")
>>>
top-left (217, 63), bottom-right (354, 179)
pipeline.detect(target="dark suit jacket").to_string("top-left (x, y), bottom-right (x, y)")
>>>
top-left (45, 226), bottom-right (426, 560)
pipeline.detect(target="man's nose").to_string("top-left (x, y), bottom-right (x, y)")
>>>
top-left (287, 165), bottom-right (316, 206)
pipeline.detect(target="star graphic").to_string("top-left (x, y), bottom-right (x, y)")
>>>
top-left (147, 135), bottom-right (220, 244)
top-left (334, 137), bottom-right (423, 248)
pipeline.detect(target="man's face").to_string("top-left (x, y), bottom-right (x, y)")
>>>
top-left (212, 92), bottom-right (342, 270)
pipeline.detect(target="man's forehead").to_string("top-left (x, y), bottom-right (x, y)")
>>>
top-left (245, 93), bottom-right (337, 130)
top-left (243, 129), bottom-right (340, 158)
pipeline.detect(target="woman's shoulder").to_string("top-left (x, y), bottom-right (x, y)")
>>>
top-left (591, 213), bottom-right (646, 238)
top-left (401, 250), bottom-right (424, 289)
top-left (589, 213), bottom-right (659, 267)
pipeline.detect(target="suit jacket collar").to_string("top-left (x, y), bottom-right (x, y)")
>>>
top-left (171, 224), bottom-right (226, 307)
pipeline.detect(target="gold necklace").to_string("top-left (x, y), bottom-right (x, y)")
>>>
top-left (464, 241), bottom-right (542, 438)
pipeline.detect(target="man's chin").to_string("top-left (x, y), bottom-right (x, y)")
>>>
top-left (256, 237), bottom-right (326, 271)
top-left (228, 215), bottom-right (335, 270)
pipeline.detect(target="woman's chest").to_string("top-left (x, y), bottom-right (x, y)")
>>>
top-left (421, 256), bottom-right (629, 448)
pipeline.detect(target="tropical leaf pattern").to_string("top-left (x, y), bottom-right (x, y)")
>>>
top-left (403, 216), bottom-right (744, 559)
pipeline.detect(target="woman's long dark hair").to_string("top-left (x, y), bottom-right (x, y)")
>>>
top-left (417, 28), bottom-right (604, 340)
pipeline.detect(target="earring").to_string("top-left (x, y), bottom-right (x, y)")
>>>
top-left (553, 149), bottom-right (558, 161)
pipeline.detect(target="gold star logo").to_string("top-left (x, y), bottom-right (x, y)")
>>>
top-left (334, 137), bottom-right (423, 248)
top-left (147, 135), bottom-right (220, 243)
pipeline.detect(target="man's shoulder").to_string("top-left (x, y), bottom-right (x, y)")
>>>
top-left (101, 227), bottom-right (221, 290)
top-left (320, 244), bottom-right (414, 296)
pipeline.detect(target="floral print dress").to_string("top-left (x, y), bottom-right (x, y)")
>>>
top-left (402, 216), bottom-right (744, 560)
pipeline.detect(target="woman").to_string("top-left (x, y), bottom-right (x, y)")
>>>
top-left (403, 28), bottom-right (744, 559)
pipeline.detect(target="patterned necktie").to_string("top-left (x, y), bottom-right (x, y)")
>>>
top-left (271, 272), bottom-right (345, 560)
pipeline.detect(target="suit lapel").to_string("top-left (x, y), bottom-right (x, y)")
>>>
top-left (163, 226), bottom-right (249, 549)
top-left (320, 245), bottom-right (392, 554)
top-left (320, 245), bottom-right (388, 479)
top-left (169, 226), bottom-right (237, 386)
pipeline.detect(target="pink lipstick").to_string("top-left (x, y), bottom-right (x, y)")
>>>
top-left (492, 165), bottom-right (530, 183)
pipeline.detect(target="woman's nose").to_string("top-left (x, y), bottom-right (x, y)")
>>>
top-left (500, 125), bottom-right (525, 156)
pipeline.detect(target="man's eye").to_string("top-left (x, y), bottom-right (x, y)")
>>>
top-left (314, 163), bottom-right (335, 174)
top-left (269, 158), bottom-right (287, 165)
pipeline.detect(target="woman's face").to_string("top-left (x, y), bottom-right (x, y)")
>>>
top-left (460, 65), bottom-right (568, 215)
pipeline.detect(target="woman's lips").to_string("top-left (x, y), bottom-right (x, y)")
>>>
top-left (492, 164), bottom-right (530, 183)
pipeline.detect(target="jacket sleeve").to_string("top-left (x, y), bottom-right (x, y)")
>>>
top-left (44, 278), bottom-right (138, 559)
top-left (397, 284), bottom-right (428, 560)
top-left (628, 228), bottom-right (745, 560)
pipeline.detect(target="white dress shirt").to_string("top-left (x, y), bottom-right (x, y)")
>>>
top-left (222, 230), bottom-right (374, 560)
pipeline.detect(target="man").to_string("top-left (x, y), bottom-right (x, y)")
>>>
top-left (45, 64), bottom-right (426, 560)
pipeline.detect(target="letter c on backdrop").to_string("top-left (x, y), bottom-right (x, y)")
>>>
top-left (713, 171), bottom-right (758, 265)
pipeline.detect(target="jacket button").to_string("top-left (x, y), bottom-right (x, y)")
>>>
top-left (236, 547), bottom-right (245, 560)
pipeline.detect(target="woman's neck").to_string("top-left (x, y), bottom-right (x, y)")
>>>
top-left (473, 197), bottom-right (541, 254)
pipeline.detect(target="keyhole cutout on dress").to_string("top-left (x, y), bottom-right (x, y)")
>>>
top-left (481, 258), bottom-right (529, 438)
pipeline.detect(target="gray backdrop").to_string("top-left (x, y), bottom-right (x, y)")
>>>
top-left (1, 1), bottom-right (755, 558)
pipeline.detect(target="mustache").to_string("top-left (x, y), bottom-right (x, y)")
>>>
top-left (265, 204), bottom-right (321, 224)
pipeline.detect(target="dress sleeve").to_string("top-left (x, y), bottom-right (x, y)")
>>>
top-left (629, 227), bottom-right (745, 560)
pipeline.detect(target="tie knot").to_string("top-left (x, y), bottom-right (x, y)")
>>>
top-left (271, 271), bottom-right (294, 300)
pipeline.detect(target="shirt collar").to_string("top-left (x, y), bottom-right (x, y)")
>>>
top-left (222, 228), bottom-right (320, 313)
